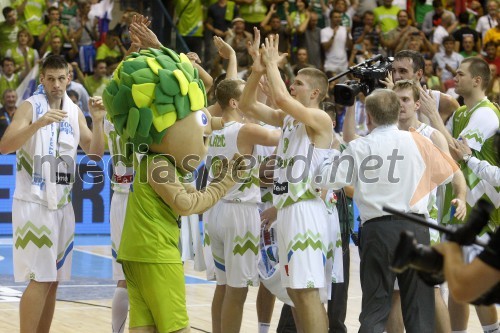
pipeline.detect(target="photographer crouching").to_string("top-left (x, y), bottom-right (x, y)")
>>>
top-left (434, 225), bottom-right (500, 304)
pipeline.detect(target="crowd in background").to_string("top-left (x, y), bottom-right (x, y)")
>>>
top-left (1, 0), bottom-right (500, 140)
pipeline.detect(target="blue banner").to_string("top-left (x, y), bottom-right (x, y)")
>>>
top-left (0, 153), bottom-right (112, 235)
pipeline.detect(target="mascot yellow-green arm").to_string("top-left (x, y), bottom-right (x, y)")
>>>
top-left (103, 46), bottom-right (237, 215)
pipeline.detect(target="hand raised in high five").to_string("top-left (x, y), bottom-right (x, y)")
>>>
top-left (247, 27), bottom-right (266, 73)
top-left (129, 14), bottom-right (160, 49)
top-left (213, 36), bottom-right (235, 59)
top-left (261, 34), bottom-right (287, 67)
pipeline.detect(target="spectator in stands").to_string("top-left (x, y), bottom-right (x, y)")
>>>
top-left (0, 7), bottom-right (26, 57)
top-left (286, 0), bottom-right (310, 59)
top-left (292, 47), bottom-right (314, 74)
top-left (225, 17), bottom-right (252, 77)
top-left (324, 0), bottom-right (356, 29)
top-left (487, 64), bottom-right (500, 104)
top-left (59, 0), bottom-right (78, 27)
top-left (374, 0), bottom-right (401, 34)
top-left (422, 0), bottom-right (455, 37)
top-left (308, 0), bottom-right (328, 28)
top-left (67, 62), bottom-right (91, 119)
top-left (460, 35), bottom-right (479, 58)
top-left (321, 10), bottom-right (352, 78)
top-left (89, 0), bottom-right (114, 43)
top-left (76, 60), bottom-right (110, 97)
top-left (69, 1), bottom-right (98, 74)
top-left (38, 6), bottom-right (70, 46)
top-left (483, 41), bottom-right (500, 71)
top-left (205, 0), bottom-right (239, 70)
top-left (352, 11), bottom-right (380, 54)
top-left (206, 0), bottom-right (239, 39)
top-left (381, 9), bottom-right (419, 56)
top-left (424, 58), bottom-right (444, 92)
top-left (453, 12), bottom-right (481, 53)
top-left (261, 7), bottom-right (291, 55)
top-left (483, 8), bottom-right (500, 58)
top-left (466, 0), bottom-right (483, 30)
top-left (96, 31), bottom-right (125, 64)
top-left (0, 57), bottom-right (30, 99)
top-left (175, 0), bottom-right (204, 56)
top-left (13, 0), bottom-right (47, 49)
top-left (110, 9), bottom-right (136, 51)
top-left (431, 12), bottom-right (455, 54)
top-left (40, 34), bottom-right (78, 62)
top-left (349, 35), bottom-right (376, 66)
top-left (432, 35), bottom-right (463, 86)
top-left (302, 11), bottom-right (323, 70)
top-left (410, 0), bottom-right (434, 29)
top-left (4, 29), bottom-right (39, 74)
top-left (236, 0), bottom-right (267, 34)
top-left (0, 89), bottom-right (17, 140)
top-left (476, 0), bottom-right (498, 39)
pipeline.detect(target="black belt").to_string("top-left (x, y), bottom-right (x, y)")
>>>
top-left (364, 213), bottom-right (425, 226)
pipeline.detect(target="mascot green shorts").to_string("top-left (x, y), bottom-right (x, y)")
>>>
top-left (122, 261), bottom-right (189, 331)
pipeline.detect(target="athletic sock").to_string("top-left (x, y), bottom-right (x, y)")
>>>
top-left (112, 287), bottom-right (129, 333)
top-left (259, 322), bottom-right (271, 333)
top-left (483, 322), bottom-right (500, 333)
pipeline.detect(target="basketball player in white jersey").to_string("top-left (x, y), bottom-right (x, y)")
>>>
top-left (239, 29), bottom-right (334, 333)
top-left (104, 118), bottom-right (135, 333)
top-left (204, 78), bottom-right (280, 333)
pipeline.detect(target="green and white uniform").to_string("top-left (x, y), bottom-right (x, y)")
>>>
top-left (13, 93), bottom-right (79, 282)
top-left (442, 98), bottom-right (500, 232)
top-left (273, 115), bottom-right (332, 290)
top-left (254, 122), bottom-right (278, 212)
top-left (104, 119), bottom-right (134, 281)
top-left (203, 121), bottom-right (261, 287)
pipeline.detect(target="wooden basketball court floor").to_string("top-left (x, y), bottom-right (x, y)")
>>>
top-left (0, 235), bottom-right (496, 332)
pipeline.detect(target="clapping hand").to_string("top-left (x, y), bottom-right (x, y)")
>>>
top-left (247, 27), bottom-right (266, 74)
top-left (261, 34), bottom-right (287, 67)
top-left (213, 36), bottom-right (235, 59)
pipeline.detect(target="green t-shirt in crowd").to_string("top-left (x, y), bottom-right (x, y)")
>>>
top-left (13, 0), bottom-right (47, 36)
top-left (83, 76), bottom-right (110, 97)
top-left (175, 0), bottom-right (204, 37)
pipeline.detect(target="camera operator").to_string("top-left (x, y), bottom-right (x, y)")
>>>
top-left (317, 88), bottom-right (464, 333)
top-left (433, 229), bottom-right (500, 304)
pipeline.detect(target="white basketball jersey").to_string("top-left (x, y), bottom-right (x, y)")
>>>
top-left (273, 116), bottom-right (329, 209)
top-left (206, 121), bottom-right (261, 203)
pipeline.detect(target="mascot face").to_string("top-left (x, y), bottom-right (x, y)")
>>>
top-left (103, 47), bottom-right (221, 173)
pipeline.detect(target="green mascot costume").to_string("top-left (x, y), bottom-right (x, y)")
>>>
top-left (103, 47), bottom-right (237, 333)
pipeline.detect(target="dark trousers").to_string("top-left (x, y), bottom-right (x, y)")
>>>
top-left (328, 232), bottom-right (351, 333)
top-left (277, 232), bottom-right (351, 333)
top-left (276, 303), bottom-right (296, 333)
top-left (358, 217), bottom-right (435, 333)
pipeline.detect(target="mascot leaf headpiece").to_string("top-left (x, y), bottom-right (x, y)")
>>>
top-left (102, 47), bottom-right (207, 152)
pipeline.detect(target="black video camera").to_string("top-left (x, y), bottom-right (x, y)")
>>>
top-left (385, 200), bottom-right (500, 305)
top-left (329, 54), bottom-right (394, 106)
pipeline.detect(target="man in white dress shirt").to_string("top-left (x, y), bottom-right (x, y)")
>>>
top-left (476, 0), bottom-right (498, 39)
top-left (317, 88), bottom-right (463, 333)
